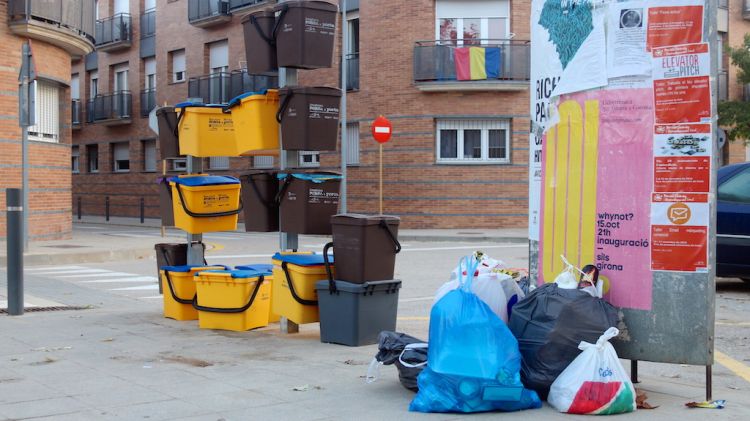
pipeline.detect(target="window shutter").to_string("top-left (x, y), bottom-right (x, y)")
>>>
top-left (144, 140), bottom-right (156, 172)
top-left (114, 142), bottom-right (129, 160)
top-left (209, 40), bottom-right (229, 71)
top-left (209, 156), bottom-right (230, 170)
top-left (28, 81), bottom-right (60, 142)
top-left (254, 156), bottom-right (275, 169)
top-left (346, 122), bottom-right (360, 165)
top-left (173, 50), bottom-right (186, 73)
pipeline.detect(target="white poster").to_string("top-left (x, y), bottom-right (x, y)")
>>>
top-left (607, 1), bottom-right (651, 78)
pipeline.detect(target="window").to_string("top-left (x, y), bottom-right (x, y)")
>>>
top-left (144, 57), bottom-right (156, 90)
top-left (436, 0), bottom-right (510, 44)
top-left (171, 158), bottom-right (187, 172)
top-left (145, 0), bottom-right (156, 10)
top-left (436, 119), bottom-right (510, 163)
top-left (28, 81), bottom-right (60, 143)
top-left (143, 139), bottom-right (157, 172)
top-left (171, 49), bottom-right (186, 83)
top-left (208, 40), bottom-right (229, 103)
top-left (718, 168), bottom-right (750, 204)
top-left (89, 71), bottom-right (99, 99)
top-left (87, 144), bottom-right (99, 173)
top-left (344, 13), bottom-right (359, 91)
top-left (71, 74), bottom-right (80, 100)
top-left (72, 146), bottom-right (80, 173)
top-left (113, 63), bottom-right (129, 92)
top-left (298, 151), bottom-right (320, 168)
top-left (345, 122), bottom-right (359, 166)
top-left (209, 156), bottom-right (230, 170)
top-left (113, 142), bottom-right (130, 172)
top-left (114, 0), bottom-right (129, 14)
top-left (254, 156), bottom-right (275, 169)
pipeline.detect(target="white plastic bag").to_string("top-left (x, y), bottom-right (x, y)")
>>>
top-left (555, 255), bottom-right (604, 297)
top-left (548, 327), bottom-right (636, 415)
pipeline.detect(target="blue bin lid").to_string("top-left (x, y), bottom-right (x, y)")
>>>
top-left (169, 175), bottom-right (240, 187)
top-left (161, 264), bottom-right (226, 273)
top-left (235, 264), bottom-right (274, 274)
top-left (226, 91), bottom-right (269, 109)
top-left (272, 252), bottom-right (333, 266)
top-left (196, 269), bottom-right (267, 279)
top-left (277, 173), bottom-right (342, 183)
top-left (174, 102), bottom-right (226, 108)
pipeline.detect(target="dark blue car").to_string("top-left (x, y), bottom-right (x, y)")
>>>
top-left (717, 162), bottom-right (750, 282)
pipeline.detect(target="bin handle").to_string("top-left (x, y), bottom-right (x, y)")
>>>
top-left (174, 107), bottom-right (186, 139)
top-left (174, 183), bottom-right (244, 218)
top-left (274, 175), bottom-right (294, 206)
top-left (379, 220), bottom-right (402, 253)
top-left (281, 261), bottom-right (318, 306)
top-left (163, 270), bottom-right (195, 305)
top-left (191, 275), bottom-right (265, 314)
top-left (276, 89), bottom-right (294, 123)
top-left (272, 5), bottom-right (289, 41)
top-left (323, 242), bottom-right (336, 294)
top-left (251, 14), bottom-right (276, 47)
top-left (248, 175), bottom-right (278, 210)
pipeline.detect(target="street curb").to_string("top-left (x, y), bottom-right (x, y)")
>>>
top-left (0, 247), bottom-right (155, 267)
top-left (398, 235), bottom-right (529, 244)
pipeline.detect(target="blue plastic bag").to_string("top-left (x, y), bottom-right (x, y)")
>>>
top-left (409, 256), bottom-right (542, 413)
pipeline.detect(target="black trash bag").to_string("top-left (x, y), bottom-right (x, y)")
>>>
top-left (508, 283), bottom-right (619, 400)
top-left (374, 331), bottom-right (428, 392)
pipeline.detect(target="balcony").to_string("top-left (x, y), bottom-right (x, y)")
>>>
top-left (344, 53), bottom-right (359, 91)
top-left (140, 88), bottom-right (156, 117)
top-left (7, 0), bottom-right (95, 57)
top-left (140, 9), bottom-right (156, 58)
top-left (95, 14), bottom-right (132, 52)
top-left (188, 70), bottom-right (278, 104)
top-left (87, 92), bottom-right (132, 125)
top-left (718, 70), bottom-right (728, 102)
top-left (228, 0), bottom-right (273, 13)
top-left (72, 99), bottom-right (82, 129)
top-left (413, 39), bottom-right (530, 92)
top-left (188, 0), bottom-right (231, 28)
top-left (745, 0), bottom-right (750, 20)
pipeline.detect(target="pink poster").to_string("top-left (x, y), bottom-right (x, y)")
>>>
top-left (539, 88), bottom-right (654, 310)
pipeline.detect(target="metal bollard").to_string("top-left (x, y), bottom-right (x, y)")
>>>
top-left (77, 197), bottom-right (82, 220)
top-left (6, 188), bottom-right (24, 316)
top-left (140, 197), bottom-right (145, 223)
top-left (105, 196), bottom-right (110, 221)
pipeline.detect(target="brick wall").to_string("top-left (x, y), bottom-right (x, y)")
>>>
top-left (726, 0), bottom-right (750, 164)
top-left (72, 0), bottom-right (533, 229)
top-left (0, 2), bottom-right (74, 240)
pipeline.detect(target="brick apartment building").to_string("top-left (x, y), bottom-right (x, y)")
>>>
top-left (43, 0), bottom-right (749, 235)
top-left (70, 0), bottom-right (533, 229)
top-left (0, 0), bottom-right (95, 240)
top-left (724, 0), bottom-right (750, 164)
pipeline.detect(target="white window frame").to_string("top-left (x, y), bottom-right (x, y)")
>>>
top-left (209, 156), bottom-right (230, 170)
top-left (144, 57), bottom-right (156, 90)
top-left (254, 156), bottom-right (275, 169)
top-left (113, 142), bottom-right (130, 173)
top-left (90, 71), bottom-right (99, 99)
top-left (436, 119), bottom-right (511, 164)
top-left (72, 145), bottom-right (80, 173)
top-left (172, 49), bottom-right (186, 83)
top-left (28, 80), bottom-right (60, 143)
top-left (298, 151), bottom-right (320, 168)
top-left (143, 139), bottom-right (157, 172)
top-left (171, 158), bottom-right (187, 172)
top-left (435, 0), bottom-right (511, 43)
top-left (346, 122), bottom-right (359, 166)
top-left (87, 144), bottom-right (99, 173)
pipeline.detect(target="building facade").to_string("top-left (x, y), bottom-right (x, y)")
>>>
top-left (70, 0), bottom-right (532, 229)
top-left (0, 0), bottom-right (95, 239)
top-left (724, 0), bottom-right (750, 164)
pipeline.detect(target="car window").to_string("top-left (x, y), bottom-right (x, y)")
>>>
top-left (718, 167), bottom-right (750, 204)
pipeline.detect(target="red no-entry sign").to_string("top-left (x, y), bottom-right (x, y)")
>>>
top-left (371, 115), bottom-right (392, 144)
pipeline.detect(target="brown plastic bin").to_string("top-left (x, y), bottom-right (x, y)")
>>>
top-left (278, 172), bottom-right (342, 235)
top-left (277, 86), bottom-right (341, 151)
top-left (156, 107), bottom-right (180, 159)
top-left (158, 177), bottom-right (174, 227)
top-left (331, 214), bottom-right (401, 283)
top-left (241, 10), bottom-right (278, 74)
top-left (240, 172), bottom-right (279, 232)
top-left (154, 242), bottom-right (205, 294)
top-left (273, 1), bottom-right (338, 69)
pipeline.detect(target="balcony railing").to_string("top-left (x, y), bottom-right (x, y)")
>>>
top-left (141, 88), bottom-right (156, 117)
top-left (413, 39), bottom-right (530, 91)
top-left (141, 9), bottom-right (156, 38)
top-left (188, 71), bottom-right (279, 104)
top-left (7, 0), bottom-right (96, 56)
top-left (229, 0), bottom-right (271, 12)
top-left (188, 0), bottom-right (231, 27)
top-left (95, 13), bottom-right (132, 51)
top-left (344, 53), bottom-right (360, 91)
top-left (87, 91), bottom-right (132, 124)
top-left (718, 70), bottom-right (728, 102)
top-left (72, 99), bottom-right (82, 127)
top-left (745, 0), bottom-right (750, 20)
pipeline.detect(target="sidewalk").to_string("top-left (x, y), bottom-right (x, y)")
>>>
top-left (0, 217), bottom-right (529, 267)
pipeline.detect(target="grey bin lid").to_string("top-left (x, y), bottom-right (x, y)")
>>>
top-left (315, 279), bottom-right (402, 294)
top-left (331, 213), bottom-right (400, 227)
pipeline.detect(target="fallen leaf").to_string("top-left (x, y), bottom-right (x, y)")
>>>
top-left (101, 338), bottom-right (114, 342)
top-left (292, 385), bottom-right (310, 392)
top-left (635, 388), bottom-right (659, 409)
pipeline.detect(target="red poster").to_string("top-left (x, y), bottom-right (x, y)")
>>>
top-left (654, 156), bottom-right (710, 192)
top-left (647, 6), bottom-right (704, 50)
top-left (653, 76), bottom-right (710, 124)
top-left (651, 225), bottom-right (708, 271)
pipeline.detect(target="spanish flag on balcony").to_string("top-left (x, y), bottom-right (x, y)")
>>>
top-left (454, 47), bottom-right (501, 81)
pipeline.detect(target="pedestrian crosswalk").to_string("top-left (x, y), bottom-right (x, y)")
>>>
top-left (25, 265), bottom-right (160, 300)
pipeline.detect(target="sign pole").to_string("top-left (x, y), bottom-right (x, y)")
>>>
top-left (371, 115), bottom-right (392, 215)
top-left (18, 42), bottom-right (35, 251)
top-left (379, 144), bottom-right (383, 215)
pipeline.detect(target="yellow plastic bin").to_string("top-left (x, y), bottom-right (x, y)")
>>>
top-left (175, 103), bottom-right (237, 157)
top-left (235, 264), bottom-right (278, 323)
top-left (226, 90), bottom-right (280, 156)
top-left (161, 265), bottom-right (227, 321)
top-left (194, 269), bottom-right (272, 331)
top-left (170, 175), bottom-right (242, 234)
top-left (271, 252), bottom-right (335, 325)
